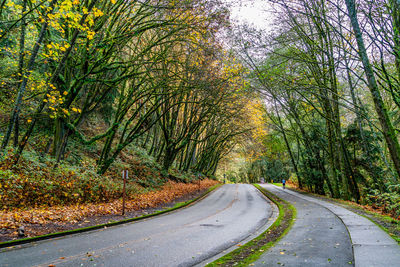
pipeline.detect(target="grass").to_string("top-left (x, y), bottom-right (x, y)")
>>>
top-left (205, 184), bottom-right (296, 267)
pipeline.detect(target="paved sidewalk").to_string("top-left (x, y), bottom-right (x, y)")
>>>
top-left (255, 184), bottom-right (353, 266)
top-left (281, 187), bottom-right (400, 267)
top-left (255, 184), bottom-right (400, 267)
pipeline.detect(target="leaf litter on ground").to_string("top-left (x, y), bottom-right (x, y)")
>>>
top-left (0, 179), bottom-right (218, 242)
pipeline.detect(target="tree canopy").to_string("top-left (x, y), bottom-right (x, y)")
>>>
top-left (1, 0), bottom-right (399, 218)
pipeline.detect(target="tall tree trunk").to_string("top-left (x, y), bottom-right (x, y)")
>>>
top-left (53, 118), bottom-right (65, 157)
top-left (13, 0), bottom-right (99, 163)
top-left (13, 116), bottom-right (19, 148)
top-left (13, 0), bottom-right (27, 148)
top-left (274, 101), bottom-right (303, 189)
top-left (2, 0), bottom-right (57, 150)
top-left (389, 0), bottom-right (400, 82)
top-left (345, 0), bottom-right (400, 181)
top-left (163, 143), bottom-right (177, 171)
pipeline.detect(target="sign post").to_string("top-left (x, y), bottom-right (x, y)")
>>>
top-left (197, 173), bottom-right (201, 189)
top-left (122, 170), bottom-right (128, 215)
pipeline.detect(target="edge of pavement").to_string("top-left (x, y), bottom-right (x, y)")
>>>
top-left (278, 185), bottom-right (400, 267)
top-left (0, 183), bottom-right (222, 249)
top-left (195, 184), bottom-right (280, 267)
top-left (201, 184), bottom-right (296, 267)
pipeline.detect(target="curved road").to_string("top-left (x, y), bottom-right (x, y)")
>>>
top-left (1, 184), bottom-right (274, 267)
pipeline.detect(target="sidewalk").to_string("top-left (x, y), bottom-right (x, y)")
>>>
top-left (281, 186), bottom-right (400, 267)
top-left (254, 184), bottom-right (400, 267)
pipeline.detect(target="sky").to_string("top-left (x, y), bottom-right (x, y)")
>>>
top-left (226, 0), bottom-right (276, 31)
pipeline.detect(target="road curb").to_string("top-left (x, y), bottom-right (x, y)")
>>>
top-left (0, 184), bottom-right (221, 249)
top-left (281, 186), bottom-right (400, 267)
top-left (286, 187), bottom-right (400, 244)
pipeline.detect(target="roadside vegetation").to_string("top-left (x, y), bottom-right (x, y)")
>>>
top-left (0, 0), bottom-right (251, 186)
top-left (0, 179), bottom-right (219, 243)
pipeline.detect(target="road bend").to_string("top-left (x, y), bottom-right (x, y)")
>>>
top-left (1, 184), bottom-right (274, 267)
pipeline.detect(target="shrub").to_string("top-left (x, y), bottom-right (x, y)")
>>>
top-left (0, 150), bottom-right (145, 210)
top-left (366, 184), bottom-right (400, 219)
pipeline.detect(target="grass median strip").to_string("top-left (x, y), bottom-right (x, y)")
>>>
top-left (0, 184), bottom-right (221, 249)
top-left (206, 184), bottom-right (296, 267)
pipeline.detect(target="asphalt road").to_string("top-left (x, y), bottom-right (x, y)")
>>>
top-left (0, 184), bottom-right (274, 267)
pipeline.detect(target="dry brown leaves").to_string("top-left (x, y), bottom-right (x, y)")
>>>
top-left (0, 179), bottom-right (218, 230)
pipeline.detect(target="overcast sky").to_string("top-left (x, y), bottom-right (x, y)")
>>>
top-left (226, 0), bottom-right (276, 31)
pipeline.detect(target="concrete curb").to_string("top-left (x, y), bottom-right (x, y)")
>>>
top-left (0, 184), bottom-right (221, 249)
top-left (281, 187), bottom-right (400, 267)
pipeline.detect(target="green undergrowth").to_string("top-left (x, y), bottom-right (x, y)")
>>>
top-left (206, 184), bottom-right (296, 267)
top-left (0, 145), bottom-right (205, 210)
top-left (0, 149), bottom-right (155, 209)
top-left (365, 185), bottom-right (400, 219)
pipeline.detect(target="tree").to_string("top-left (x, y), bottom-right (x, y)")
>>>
top-left (345, 0), bottom-right (400, 181)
